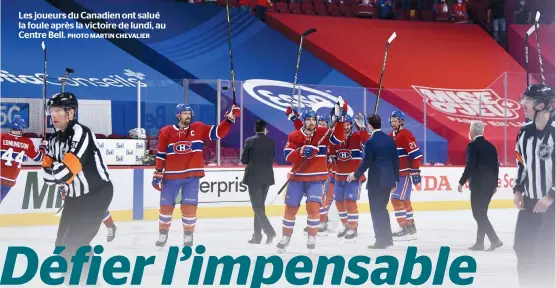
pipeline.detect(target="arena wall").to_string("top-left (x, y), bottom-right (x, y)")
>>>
top-left (0, 166), bottom-right (517, 227)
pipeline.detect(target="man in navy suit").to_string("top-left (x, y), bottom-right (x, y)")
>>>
top-left (348, 114), bottom-right (399, 249)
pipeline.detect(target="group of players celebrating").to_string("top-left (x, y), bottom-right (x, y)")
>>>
top-left (149, 97), bottom-right (422, 252)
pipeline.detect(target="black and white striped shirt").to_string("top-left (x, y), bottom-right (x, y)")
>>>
top-left (42, 120), bottom-right (111, 197)
top-left (514, 117), bottom-right (555, 200)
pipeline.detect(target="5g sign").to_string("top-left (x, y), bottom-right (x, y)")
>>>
top-left (0, 103), bottom-right (30, 128)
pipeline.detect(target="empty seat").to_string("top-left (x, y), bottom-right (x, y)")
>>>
top-left (289, 2), bottom-right (302, 13)
top-left (325, 1), bottom-right (341, 15)
top-left (301, 1), bottom-right (315, 14)
top-left (355, 5), bottom-right (375, 17)
top-left (339, 3), bottom-right (354, 16)
top-left (314, 0), bottom-right (328, 15)
top-left (276, 2), bottom-right (289, 12)
top-left (95, 133), bottom-right (107, 139)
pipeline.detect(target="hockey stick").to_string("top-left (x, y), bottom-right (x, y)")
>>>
top-left (41, 41), bottom-right (47, 141)
top-left (374, 32), bottom-right (397, 115)
top-left (267, 106), bottom-right (337, 206)
top-left (532, 11), bottom-right (545, 85)
top-left (524, 16), bottom-right (539, 86)
top-left (291, 28), bottom-right (318, 107)
top-left (225, 0), bottom-right (237, 105)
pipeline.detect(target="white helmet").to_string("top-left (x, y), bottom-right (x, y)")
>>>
top-left (129, 128), bottom-right (147, 139)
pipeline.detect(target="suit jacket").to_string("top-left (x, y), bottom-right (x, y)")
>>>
top-left (241, 133), bottom-right (275, 186)
top-left (354, 130), bottom-right (400, 190)
top-left (459, 136), bottom-right (499, 192)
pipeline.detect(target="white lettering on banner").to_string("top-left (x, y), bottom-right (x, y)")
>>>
top-left (411, 85), bottom-right (521, 121)
top-left (242, 79), bottom-right (354, 116)
top-left (0, 69), bottom-right (147, 88)
top-left (0, 169), bottom-right (132, 214)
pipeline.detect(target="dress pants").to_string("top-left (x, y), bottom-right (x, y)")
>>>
top-left (248, 184), bottom-right (275, 237)
top-left (470, 189), bottom-right (500, 244)
top-left (368, 187), bottom-right (393, 245)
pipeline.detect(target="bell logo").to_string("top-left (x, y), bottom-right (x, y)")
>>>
top-left (116, 156), bottom-right (124, 162)
top-left (116, 142), bottom-right (125, 148)
top-left (126, 149), bottom-right (134, 155)
top-left (106, 149), bottom-right (114, 155)
top-left (136, 142), bottom-right (144, 149)
top-left (242, 79), bottom-right (354, 116)
top-left (412, 86), bottom-right (521, 120)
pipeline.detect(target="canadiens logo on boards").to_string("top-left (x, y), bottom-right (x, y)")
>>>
top-left (242, 79), bottom-right (354, 116)
top-left (411, 85), bottom-right (521, 120)
top-left (174, 141), bottom-right (193, 154)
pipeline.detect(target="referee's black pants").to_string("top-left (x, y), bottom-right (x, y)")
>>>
top-left (470, 189), bottom-right (499, 244)
top-left (248, 184), bottom-right (275, 237)
top-left (55, 182), bottom-right (113, 283)
top-left (514, 197), bottom-right (555, 288)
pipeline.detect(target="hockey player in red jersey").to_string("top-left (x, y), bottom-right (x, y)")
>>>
top-left (286, 108), bottom-right (336, 236)
top-left (278, 99), bottom-right (347, 252)
top-left (152, 103), bottom-right (240, 247)
top-left (334, 113), bottom-right (370, 242)
top-left (388, 110), bottom-right (422, 240)
top-left (1, 115), bottom-right (46, 203)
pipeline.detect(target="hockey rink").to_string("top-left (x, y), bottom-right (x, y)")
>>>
top-left (0, 208), bottom-right (520, 287)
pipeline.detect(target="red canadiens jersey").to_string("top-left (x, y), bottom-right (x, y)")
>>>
top-left (155, 120), bottom-right (232, 179)
top-left (389, 128), bottom-right (422, 176)
top-left (333, 130), bottom-right (370, 181)
top-left (1, 133), bottom-right (44, 187)
top-left (284, 122), bottom-right (345, 182)
top-left (292, 119), bottom-right (337, 178)
top-left (453, 3), bottom-right (466, 16)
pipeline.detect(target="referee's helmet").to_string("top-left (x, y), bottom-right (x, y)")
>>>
top-left (47, 92), bottom-right (78, 111)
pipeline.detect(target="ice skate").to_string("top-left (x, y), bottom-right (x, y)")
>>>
top-left (344, 229), bottom-right (358, 243)
top-left (337, 224), bottom-right (349, 240)
top-left (407, 222), bottom-right (418, 240)
top-left (277, 236), bottom-right (291, 253)
top-left (392, 225), bottom-right (414, 241)
top-left (317, 222), bottom-right (328, 237)
top-left (183, 231), bottom-right (194, 247)
top-left (307, 235), bottom-right (316, 252)
top-left (106, 225), bottom-right (117, 242)
top-left (155, 230), bottom-right (169, 247)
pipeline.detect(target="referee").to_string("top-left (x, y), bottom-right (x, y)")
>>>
top-left (513, 84), bottom-right (555, 288)
top-left (41, 92), bottom-right (113, 283)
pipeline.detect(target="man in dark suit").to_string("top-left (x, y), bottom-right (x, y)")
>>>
top-left (348, 114), bottom-right (399, 249)
top-left (458, 121), bottom-right (503, 251)
top-left (241, 120), bottom-right (276, 244)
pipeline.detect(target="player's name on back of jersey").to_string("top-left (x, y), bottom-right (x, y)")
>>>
top-left (0, 245), bottom-right (476, 286)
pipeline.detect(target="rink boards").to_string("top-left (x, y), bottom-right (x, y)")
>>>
top-left (0, 166), bottom-right (517, 226)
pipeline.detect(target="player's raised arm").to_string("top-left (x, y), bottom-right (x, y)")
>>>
top-left (354, 112), bottom-right (370, 147)
top-left (286, 106), bottom-right (303, 130)
top-left (25, 139), bottom-right (47, 163)
top-left (202, 105), bottom-right (240, 141)
top-left (327, 98), bottom-right (348, 146)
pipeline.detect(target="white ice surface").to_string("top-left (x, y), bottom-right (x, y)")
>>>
top-left (0, 209), bottom-right (520, 287)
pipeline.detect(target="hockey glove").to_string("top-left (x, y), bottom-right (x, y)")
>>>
top-left (286, 106), bottom-right (300, 122)
top-left (224, 105), bottom-right (241, 123)
top-left (39, 140), bottom-right (48, 153)
top-left (334, 97), bottom-right (348, 121)
top-left (152, 170), bottom-right (164, 192)
top-left (354, 112), bottom-right (367, 131)
top-left (301, 145), bottom-right (319, 159)
top-left (57, 184), bottom-right (67, 200)
top-left (410, 169), bottom-right (421, 184)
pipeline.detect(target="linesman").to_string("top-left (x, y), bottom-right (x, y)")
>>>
top-left (41, 92), bottom-right (113, 283)
top-left (513, 84), bottom-right (555, 288)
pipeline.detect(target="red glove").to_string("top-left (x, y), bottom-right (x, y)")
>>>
top-left (152, 170), bottom-right (163, 192)
top-left (39, 140), bottom-right (48, 153)
top-left (225, 105), bottom-right (241, 123)
top-left (286, 106), bottom-right (300, 121)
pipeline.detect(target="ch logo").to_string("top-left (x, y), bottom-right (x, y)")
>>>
top-left (337, 149), bottom-right (352, 161)
top-left (174, 141), bottom-right (192, 154)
